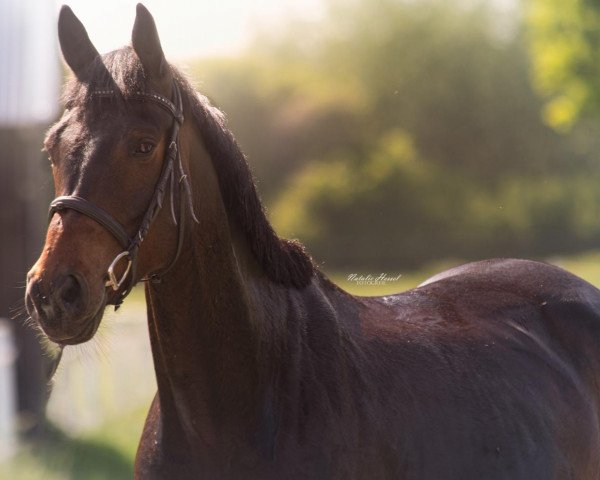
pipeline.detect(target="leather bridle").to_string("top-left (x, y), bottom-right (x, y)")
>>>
top-left (48, 82), bottom-right (198, 309)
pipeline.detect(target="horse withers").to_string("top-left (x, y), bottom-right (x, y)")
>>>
top-left (25, 4), bottom-right (600, 479)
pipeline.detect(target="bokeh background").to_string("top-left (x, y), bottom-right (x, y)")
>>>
top-left (3, 0), bottom-right (600, 477)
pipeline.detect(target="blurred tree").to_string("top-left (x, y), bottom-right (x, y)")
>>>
top-left (272, 131), bottom-right (474, 268)
top-left (191, 57), bottom-right (367, 200)
top-left (318, 0), bottom-right (568, 181)
top-left (527, 0), bottom-right (600, 130)
top-left (194, 0), bottom-right (572, 189)
top-left (273, 131), bottom-right (600, 268)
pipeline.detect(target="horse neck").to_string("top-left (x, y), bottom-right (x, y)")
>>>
top-left (142, 118), bottom-right (310, 455)
top-left (145, 233), bottom-right (360, 458)
top-left (144, 226), bottom-right (262, 448)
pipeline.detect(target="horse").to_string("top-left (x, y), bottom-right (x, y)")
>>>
top-left (25, 4), bottom-right (600, 479)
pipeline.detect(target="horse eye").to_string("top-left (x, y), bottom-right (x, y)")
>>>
top-left (135, 142), bottom-right (155, 155)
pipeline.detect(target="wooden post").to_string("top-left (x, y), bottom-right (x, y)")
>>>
top-left (0, 127), bottom-right (54, 436)
top-left (0, 0), bottom-right (60, 437)
top-left (0, 319), bottom-right (17, 458)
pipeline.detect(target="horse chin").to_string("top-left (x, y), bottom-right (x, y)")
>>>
top-left (55, 306), bottom-right (105, 346)
top-left (42, 295), bottom-right (108, 346)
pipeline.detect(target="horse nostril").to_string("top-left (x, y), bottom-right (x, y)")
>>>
top-left (56, 274), bottom-right (86, 313)
top-left (60, 275), bottom-right (80, 304)
top-left (26, 277), bottom-right (55, 324)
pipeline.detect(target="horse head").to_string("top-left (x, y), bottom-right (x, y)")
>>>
top-left (26, 5), bottom-right (189, 344)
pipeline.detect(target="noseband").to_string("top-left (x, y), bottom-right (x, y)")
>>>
top-left (48, 82), bottom-right (198, 309)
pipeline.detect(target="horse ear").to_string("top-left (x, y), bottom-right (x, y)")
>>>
top-left (58, 5), bottom-right (99, 77)
top-left (132, 3), bottom-right (167, 81)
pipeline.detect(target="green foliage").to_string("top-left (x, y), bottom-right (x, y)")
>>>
top-left (3, 405), bottom-right (148, 480)
top-left (250, 0), bottom-right (570, 179)
top-left (274, 132), bottom-right (600, 268)
top-left (191, 56), bottom-right (367, 200)
top-left (3, 427), bottom-right (125, 479)
top-left (527, 0), bottom-right (600, 129)
top-left (273, 131), bottom-right (473, 267)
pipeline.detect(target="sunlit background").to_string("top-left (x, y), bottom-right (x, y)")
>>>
top-left (61, 0), bottom-right (326, 59)
top-left (3, 0), bottom-right (600, 477)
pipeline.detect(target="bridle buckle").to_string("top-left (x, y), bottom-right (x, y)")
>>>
top-left (105, 251), bottom-right (133, 291)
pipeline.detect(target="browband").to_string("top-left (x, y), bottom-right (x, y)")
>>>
top-left (92, 88), bottom-right (183, 122)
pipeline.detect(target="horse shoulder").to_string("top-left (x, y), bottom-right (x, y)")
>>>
top-left (135, 395), bottom-right (197, 479)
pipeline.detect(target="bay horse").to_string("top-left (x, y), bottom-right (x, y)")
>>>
top-left (25, 4), bottom-right (600, 479)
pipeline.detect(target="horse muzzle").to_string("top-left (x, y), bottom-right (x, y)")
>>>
top-left (26, 266), bottom-right (105, 345)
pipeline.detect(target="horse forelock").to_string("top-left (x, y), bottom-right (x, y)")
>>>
top-left (60, 46), bottom-right (315, 288)
top-left (61, 47), bottom-right (145, 109)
